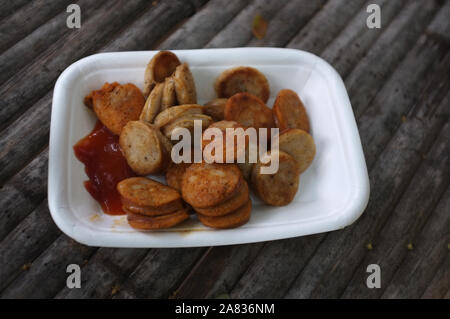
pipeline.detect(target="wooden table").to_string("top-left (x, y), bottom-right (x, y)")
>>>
top-left (0, 0), bottom-right (448, 299)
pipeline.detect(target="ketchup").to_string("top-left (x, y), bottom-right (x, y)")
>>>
top-left (73, 121), bottom-right (135, 215)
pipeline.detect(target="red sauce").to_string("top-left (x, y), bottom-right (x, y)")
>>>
top-left (73, 121), bottom-right (135, 215)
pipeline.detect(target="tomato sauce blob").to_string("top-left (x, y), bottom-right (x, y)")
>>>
top-left (73, 121), bottom-right (135, 215)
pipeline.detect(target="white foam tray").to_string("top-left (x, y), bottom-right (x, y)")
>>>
top-left (48, 48), bottom-right (370, 248)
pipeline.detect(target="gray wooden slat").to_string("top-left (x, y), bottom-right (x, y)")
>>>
top-left (0, 235), bottom-right (96, 298)
top-left (0, 0), bottom-right (152, 132)
top-left (159, 0), bottom-right (250, 50)
top-left (205, 0), bottom-right (287, 48)
top-left (101, 0), bottom-right (195, 52)
top-left (286, 0), bottom-right (366, 54)
top-left (55, 248), bottom-right (149, 298)
top-left (246, 0), bottom-right (327, 48)
top-left (0, 0), bottom-right (30, 21)
top-left (422, 252), bottom-right (450, 299)
top-left (426, 0), bottom-right (450, 42)
top-left (173, 243), bottom-right (266, 298)
top-left (0, 0), bottom-right (106, 86)
top-left (358, 35), bottom-right (449, 170)
top-left (0, 201), bottom-right (61, 292)
top-left (380, 166), bottom-right (450, 299)
top-left (321, 0), bottom-right (407, 78)
top-left (0, 149), bottom-right (48, 241)
top-left (0, 0), bottom-right (75, 53)
top-left (231, 235), bottom-right (325, 298)
top-left (0, 93), bottom-right (51, 185)
top-left (113, 248), bottom-right (206, 298)
top-left (345, 0), bottom-right (440, 118)
top-left (283, 89), bottom-right (449, 299)
top-left (341, 122), bottom-right (450, 298)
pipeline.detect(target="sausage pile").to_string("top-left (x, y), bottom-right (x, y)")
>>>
top-left (82, 50), bottom-right (316, 230)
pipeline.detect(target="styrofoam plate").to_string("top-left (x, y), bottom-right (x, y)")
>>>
top-left (48, 48), bottom-right (370, 247)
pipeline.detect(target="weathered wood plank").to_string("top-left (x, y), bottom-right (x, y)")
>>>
top-left (0, 93), bottom-right (51, 184)
top-left (358, 35), bottom-right (449, 169)
top-left (283, 88), bottom-right (449, 299)
top-left (426, 0), bottom-right (450, 42)
top-left (0, 0), bottom-right (152, 132)
top-left (246, 0), bottom-right (327, 48)
top-left (422, 250), bottom-right (450, 299)
top-left (159, 0), bottom-right (249, 50)
top-left (173, 243), bottom-right (266, 298)
top-left (205, 0), bottom-right (286, 48)
top-left (0, 0), bottom-right (74, 53)
top-left (0, 0), bottom-right (106, 86)
top-left (0, 0), bottom-right (30, 21)
top-left (0, 202), bottom-right (61, 292)
top-left (113, 248), bottom-right (206, 298)
top-left (55, 247), bottom-right (149, 298)
top-left (341, 122), bottom-right (450, 298)
top-left (321, 0), bottom-right (407, 78)
top-left (230, 235), bottom-right (325, 298)
top-left (380, 167), bottom-right (450, 299)
top-left (102, 0), bottom-right (195, 52)
top-left (0, 149), bottom-right (48, 241)
top-left (0, 235), bottom-right (96, 298)
top-left (345, 0), bottom-right (440, 118)
top-left (286, 0), bottom-right (366, 54)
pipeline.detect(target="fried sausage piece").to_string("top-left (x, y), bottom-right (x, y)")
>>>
top-left (273, 89), bottom-right (310, 132)
top-left (117, 177), bottom-right (181, 208)
top-left (153, 104), bottom-right (204, 128)
top-left (197, 199), bottom-right (251, 229)
top-left (166, 162), bottom-right (192, 192)
top-left (173, 63), bottom-right (197, 104)
top-left (182, 163), bottom-right (243, 208)
top-left (143, 51), bottom-right (180, 97)
top-left (251, 151), bottom-right (300, 206)
top-left (122, 198), bottom-right (184, 216)
top-left (274, 128), bottom-right (316, 173)
top-left (163, 114), bottom-right (213, 140)
top-left (139, 82), bottom-right (164, 123)
top-left (127, 208), bottom-right (189, 230)
top-left (84, 82), bottom-right (145, 135)
top-left (203, 98), bottom-right (227, 121)
top-left (202, 120), bottom-right (247, 163)
top-left (224, 92), bottom-right (274, 130)
top-left (119, 121), bottom-right (167, 175)
top-left (161, 76), bottom-right (177, 110)
top-left (214, 66), bottom-right (270, 103)
top-left (195, 181), bottom-right (249, 217)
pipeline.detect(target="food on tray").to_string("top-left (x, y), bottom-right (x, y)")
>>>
top-left (119, 121), bottom-right (171, 175)
top-left (251, 151), bottom-right (300, 206)
top-left (202, 120), bottom-right (248, 163)
top-left (153, 104), bottom-right (204, 128)
top-left (197, 199), bottom-right (252, 229)
top-left (274, 128), bottom-right (316, 174)
top-left (144, 50), bottom-right (181, 97)
top-left (203, 98), bottom-right (227, 121)
top-left (118, 177), bottom-right (189, 230)
top-left (165, 162), bottom-right (192, 192)
top-left (161, 76), bottom-right (177, 110)
top-left (173, 63), bottom-right (197, 104)
top-left (182, 163), bottom-right (243, 208)
top-left (214, 66), bottom-right (270, 103)
top-left (273, 89), bottom-right (310, 132)
top-left (75, 50), bottom-right (317, 230)
top-left (73, 121), bottom-right (135, 215)
top-left (84, 82), bottom-right (145, 135)
top-left (224, 92), bottom-right (274, 130)
top-left (140, 82), bottom-right (164, 123)
top-left (195, 181), bottom-right (249, 217)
